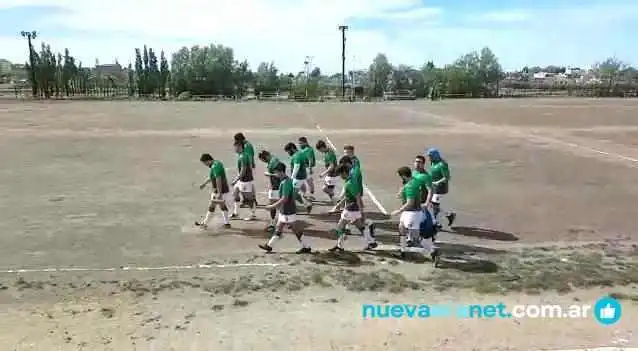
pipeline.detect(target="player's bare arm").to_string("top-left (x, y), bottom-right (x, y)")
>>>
top-left (265, 195), bottom-right (285, 210)
top-left (320, 163), bottom-right (335, 178)
top-left (329, 189), bottom-right (347, 213)
top-left (391, 197), bottom-right (414, 216)
top-left (355, 194), bottom-right (364, 213)
top-left (200, 178), bottom-right (211, 190)
top-left (423, 184), bottom-right (433, 208)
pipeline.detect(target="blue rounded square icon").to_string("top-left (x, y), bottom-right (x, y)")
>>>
top-left (594, 296), bottom-right (622, 325)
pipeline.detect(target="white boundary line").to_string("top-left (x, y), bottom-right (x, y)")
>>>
top-left (547, 348), bottom-right (638, 351)
top-left (391, 105), bottom-right (638, 168)
top-left (316, 124), bottom-right (389, 215)
top-left (294, 104), bottom-right (389, 215)
top-left (1, 263), bottom-right (283, 274)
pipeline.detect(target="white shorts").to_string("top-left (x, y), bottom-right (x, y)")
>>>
top-left (431, 194), bottom-right (443, 204)
top-left (267, 189), bottom-right (279, 200)
top-left (400, 211), bottom-right (423, 231)
top-left (277, 213), bottom-right (297, 224)
top-left (293, 178), bottom-right (307, 190)
top-left (210, 192), bottom-right (232, 205)
top-left (324, 176), bottom-right (339, 187)
top-left (234, 180), bottom-right (254, 193)
top-left (340, 209), bottom-right (362, 222)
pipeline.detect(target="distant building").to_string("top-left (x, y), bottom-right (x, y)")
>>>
top-left (94, 63), bottom-right (126, 82)
top-left (533, 72), bottom-right (556, 80)
top-left (0, 59), bottom-right (11, 75)
top-left (95, 63), bottom-right (123, 76)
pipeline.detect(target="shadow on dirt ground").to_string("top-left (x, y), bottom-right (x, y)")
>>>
top-left (447, 226), bottom-right (519, 241)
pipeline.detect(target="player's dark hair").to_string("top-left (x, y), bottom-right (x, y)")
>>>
top-left (200, 153), bottom-right (213, 162)
top-left (315, 140), bottom-right (326, 149)
top-left (298, 136), bottom-right (308, 143)
top-left (397, 166), bottom-right (412, 178)
top-left (274, 162), bottom-right (286, 173)
top-left (233, 133), bottom-right (246, 142)
top-left (284, 142), bottom-right (297, 152)
top-left (415, 155), bottom-right (426, 162)
top-left (338, 156), bottom-right (352, 166)
top-left (336, 163), bottom-right (351, 175)
top-left (343, 145), bottom-right (355, 152)
top-left (258, 150), bottom-right (270, 161)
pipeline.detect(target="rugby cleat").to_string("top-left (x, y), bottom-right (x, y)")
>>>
top-left (364, 242), bottom-right (378, 250)
top-left (431, 248), bottom-right (441, 267)
top-left (446, 212), bottom-right (456, 227)
top-left (328, 246), bottom-right (344, 253)
top-left (258, 244), bottom-right (273, 253)
top-left (296, 247), bottom-right (312, 254)
top-left (368, 222), bottom-right (376, 238)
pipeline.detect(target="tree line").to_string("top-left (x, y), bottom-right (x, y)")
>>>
top-left (13, 35), bottom-right (638, 99)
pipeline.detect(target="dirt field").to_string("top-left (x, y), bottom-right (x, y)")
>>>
top-left (0, 99), bottom-right (637, 350)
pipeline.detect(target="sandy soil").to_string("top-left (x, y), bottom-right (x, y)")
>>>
top-left (0, 99), bottom-right (637, 350)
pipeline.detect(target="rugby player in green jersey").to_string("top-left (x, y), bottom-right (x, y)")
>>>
top-left (259, 162), bottom-right (312, 254)
top-left (315, 140), bottom-right (339, 202)
top-left (231, 140), bottom-right (257, 221)
top-left (426, 148), bottom-right (456, 229)
top-left (343, 145), bottom-right (363, 195)
top-left (328, 163), bottom-right (377, 252)
top-left (331, 155), bottom-right (376, 240)
top-left (284, 142), bottom-right (313, 213)
top-left (390, 166), bottom-right (439, 261)
top-left (234, 133), bottom-right (257, 207)
top-left (196, 153), bottom-right (231, 229)
top-left (413, 155), bottom-right (434, 207)
top-left (298, 137), bottom-right (316, 199)
top-left (233, 133), bottom-right (255, 168)
top-left (411, 155), bottom-right (435, 247)
top-left (258, 150), bottom-right (285, 231)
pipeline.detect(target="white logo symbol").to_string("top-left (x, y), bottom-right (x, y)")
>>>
top-left (599, 303), bottom-right (616, 320)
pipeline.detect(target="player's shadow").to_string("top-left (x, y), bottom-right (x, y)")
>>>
top-left (238, 220), bottom-right (338, 241)
top-left (307, 251), bottom-right (366, 267)
top-left (436, 242), bottom-right (503, 273)
top-left (436, 255), bottom-right (500, 273)
top-left (310, 200), bottom-right (335, 207)
top-left (360, 240), bottom-right (505, 273)
top-left (446, 226), bottom-right (519, 241)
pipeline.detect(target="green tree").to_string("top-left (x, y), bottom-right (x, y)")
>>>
top-left (170, 44), bottom-right (239, 97)
top-left (127, 63), bottom-right (135, 96)
top-left (62, 48), bottom-right (77, 96)
top-left (367, 53), bottom-right (392, 97)
top-left (477, 47), bottom-right (504, 97)
top-left (134, 48), bottom-right (144, 96)
top-left (233, 60), bottom-right (252, 97)
top-left (254, 61), bottom-right (279, 96)
top-left (594, 57), bottom-right (626, 96)
top-left (148, 48), bottom-right (159, 96)
top-left (159, 51), bottom-right (170, 98)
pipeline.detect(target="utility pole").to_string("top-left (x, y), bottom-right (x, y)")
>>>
top-left (303, 56), bottom-right (313, 99)
top-left (20, 30), bottom-right (38, 97)
top-left (338, 25), bottom-right (348, 99)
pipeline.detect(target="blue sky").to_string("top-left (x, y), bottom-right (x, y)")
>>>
top-left (1, 0), bottom-right (637, 73)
